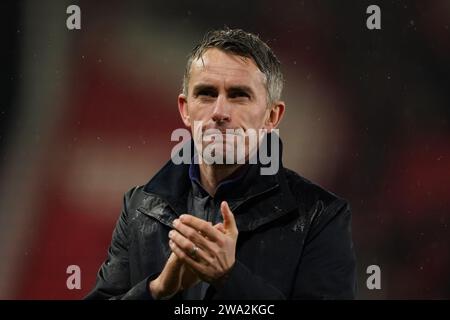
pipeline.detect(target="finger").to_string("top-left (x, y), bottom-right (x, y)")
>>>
top-left (167, 251), bottom-right (183, 266)
top-left (214, 223), bottom-right (225, 233)
top-left (169, 230), bottom-right (214, 264)
top-left (220, 201), bottom-right (238, 237)
top-left (179, 214), bottom-right (221, 242)
top-left (173, 219), bottom-right (216, 253)
top-left (169, 239), bottom-right (209, 277)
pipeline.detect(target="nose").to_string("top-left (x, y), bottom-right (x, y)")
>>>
top-left (211, 95), bottom-right (231, 124)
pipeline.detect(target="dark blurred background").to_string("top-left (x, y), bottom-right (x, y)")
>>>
top-left (0, 0), bottom-right (449, 299)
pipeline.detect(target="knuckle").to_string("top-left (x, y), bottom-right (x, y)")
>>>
top-left (185, 228), bottom-right (195, 239)
top-left (201, 221), bottom-right (210, 230)
top-left (181, 240), bottom-right (190, 249)
top-left (216, 238), bottom-right (224, 247)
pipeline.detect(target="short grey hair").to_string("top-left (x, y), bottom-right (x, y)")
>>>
top-left (182, 28), bottom-right (284, 105)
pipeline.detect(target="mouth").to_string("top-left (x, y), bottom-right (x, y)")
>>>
top-left (202, 127), bottom-right (246, 136)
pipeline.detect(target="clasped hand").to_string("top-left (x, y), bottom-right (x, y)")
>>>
top-left (149, 201), bottom-right (238, 299)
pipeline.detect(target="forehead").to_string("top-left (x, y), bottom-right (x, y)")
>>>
top-left (189, 48), bottom-right (266, 90)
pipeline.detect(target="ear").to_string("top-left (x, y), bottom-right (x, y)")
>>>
top-left (265, 101), bottom-right (285, 130)
top-left (178, 93), bottom-right (191, 127)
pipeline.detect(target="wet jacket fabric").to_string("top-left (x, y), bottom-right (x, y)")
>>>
top-left (85, 138), bottom-right (357, 300)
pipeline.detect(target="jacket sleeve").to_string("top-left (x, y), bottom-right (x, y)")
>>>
top-left (207, 200), bottom-right (356, 300)
top-left (291, 200), bottom-right (357, 299)
top-left (84, 187), bottom-right (158, 300)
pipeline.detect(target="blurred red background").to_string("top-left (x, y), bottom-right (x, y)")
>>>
top-left (0, 0), bottom-right (449, 299)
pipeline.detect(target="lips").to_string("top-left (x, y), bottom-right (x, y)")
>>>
top-left (202, 127), bottom-right (246, 137)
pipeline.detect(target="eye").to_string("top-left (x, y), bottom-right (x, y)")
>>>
top-left (228, 90), bottom-right (251, 99)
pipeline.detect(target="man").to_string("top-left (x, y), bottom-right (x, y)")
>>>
top-left (86, 28), bottom-right (356, 300)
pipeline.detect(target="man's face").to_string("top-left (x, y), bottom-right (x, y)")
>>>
top-left (179, 48), bottom-right (280, 164)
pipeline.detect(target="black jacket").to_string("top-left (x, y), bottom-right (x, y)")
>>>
top-left (86, 139), bottom-right (357, 300)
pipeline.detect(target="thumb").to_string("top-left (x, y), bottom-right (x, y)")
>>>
top-left (220, 201), bottom-right (238, 237)
top-left (167, 251), bottom-right (183, 267)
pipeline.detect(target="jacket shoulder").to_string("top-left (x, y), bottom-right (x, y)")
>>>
top-left (283, 167), bottom-right (349, 215)
top-left (123, 185), bottom-right (147, 212)
top-left (283, 168), bottom-right (352, 252)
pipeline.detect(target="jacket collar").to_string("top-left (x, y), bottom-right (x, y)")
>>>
top-left (139, 133), bottom-right (298, 232)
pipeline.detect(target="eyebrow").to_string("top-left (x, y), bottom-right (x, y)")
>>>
top-left (228, 85), bottom-right (255, 98)
top-left (192, 84), bottom-right (217, 96)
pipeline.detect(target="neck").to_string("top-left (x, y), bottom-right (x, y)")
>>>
top-left (198, 162), bottom-right (242, 196)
